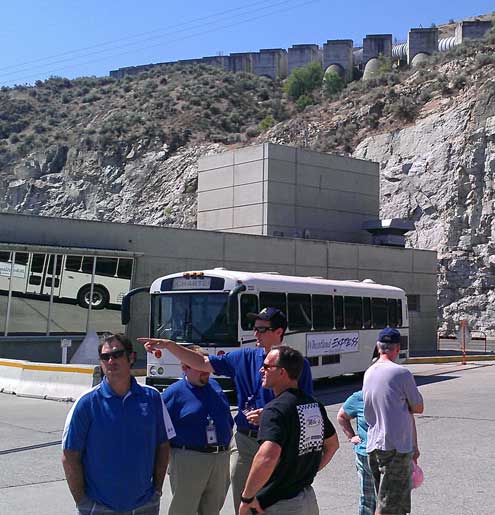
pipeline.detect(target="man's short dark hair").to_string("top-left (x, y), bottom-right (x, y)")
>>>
top-left (98, 333), bottom-right (133, 357)
top-left (272, 345), bottom-right (304, 380)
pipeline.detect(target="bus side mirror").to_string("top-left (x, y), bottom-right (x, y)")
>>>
top-left (121, 286), bottom-right (149, 325)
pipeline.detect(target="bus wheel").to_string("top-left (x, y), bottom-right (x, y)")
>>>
top-left (78, 285), bottom-right (109, 310)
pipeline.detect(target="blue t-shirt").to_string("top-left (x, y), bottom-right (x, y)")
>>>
top-left (162, 377), bottom-right (234, 448)
top-left (62, 377), bottom-right (174, 512)
top-left (342, 390), bottom-right (368, 456)
top-left (208, 347), bottom-right (313, 430)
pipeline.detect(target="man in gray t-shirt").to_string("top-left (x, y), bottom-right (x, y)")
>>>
top-left (363, 328), bottom-right (423, 515)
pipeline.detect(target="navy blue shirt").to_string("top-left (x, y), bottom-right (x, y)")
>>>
top-left (62, 377), bottom-right (175, 512)
top-left (162, 377), bottom-right (233, 448)
top-left (209, 347), bottom-right (313, 430)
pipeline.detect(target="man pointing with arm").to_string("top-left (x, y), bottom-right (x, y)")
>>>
top-left (140, 307), bottom-right (313, 513)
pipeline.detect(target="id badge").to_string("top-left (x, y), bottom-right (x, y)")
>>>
top-left (206, 422), bottom-right (218, 445)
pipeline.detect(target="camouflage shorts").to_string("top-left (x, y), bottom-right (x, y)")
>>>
top-left (368, 450), bottom-right (412, 515)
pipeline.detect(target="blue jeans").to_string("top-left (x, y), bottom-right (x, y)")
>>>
top-left (355, 453), bottom-right (376, 515)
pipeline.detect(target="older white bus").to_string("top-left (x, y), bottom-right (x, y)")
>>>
top-left (122, 268), bottom-right (408, 388)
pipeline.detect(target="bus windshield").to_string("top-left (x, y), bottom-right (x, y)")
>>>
top-left (151, 292), bottom-right (237, 346)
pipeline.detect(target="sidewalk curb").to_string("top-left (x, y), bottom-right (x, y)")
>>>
top-left (406, 355), bottom-right (495, 364)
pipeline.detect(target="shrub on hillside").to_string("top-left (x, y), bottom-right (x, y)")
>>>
top-left (322, 71), bottom-right (345, 98)
top-left (284, 62), bottom-right (323, 100)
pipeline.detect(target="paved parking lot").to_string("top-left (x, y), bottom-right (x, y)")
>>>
top-left (1, 361), bottom-right (494, 515)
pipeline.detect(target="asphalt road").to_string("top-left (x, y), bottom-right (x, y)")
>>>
top-left (1, 362), bottom-right (494, 515)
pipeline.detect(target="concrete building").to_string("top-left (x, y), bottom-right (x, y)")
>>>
top-left (288, 44), bottom-right (321, 74)
top-left (363, 34), bottom-right (393, 64)
top-left (322, 40), bottom-right (354, 81)
top-left (197, 143), bottom-right (378, 243)
top-left (455, 20), bottom-right (492, 44)
top-left (253, 49), bottom-right (288, 79)
top-left (229, 52), bottom-right (255, 74)
top-left (407, 27), bottom-right (439, 64)
top-left (0, 213), bottom-right (437, 354)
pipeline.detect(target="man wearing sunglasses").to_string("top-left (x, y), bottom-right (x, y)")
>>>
top-left (239, 346), bottom-right (339, 515)
top-left (140, 307), bottom-right (313, 513)
top-left (62, 333), bottom-right (176, 515)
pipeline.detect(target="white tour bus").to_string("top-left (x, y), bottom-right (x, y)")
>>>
top-left (122, 268), bottom-right (409, 389)
top-left (0, 250), bottom-right (133, 309)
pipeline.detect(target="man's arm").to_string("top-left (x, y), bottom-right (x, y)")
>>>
top-left (239, 441), bottom-right (281, 514)
top-left (62, 449), bottom-right (86, 505)
top-left (319, 433), bottom-right (339, 471)
top-left (138, 338), bottom-right (214, 373)
top-left (336, 407), bottom-right (361, 444)
top-left (411, 414), bottom-right (420, 462)
top-left (153, 442), bottom-right (170, 494)
top-left (409, 401), bottom-right (424, 414)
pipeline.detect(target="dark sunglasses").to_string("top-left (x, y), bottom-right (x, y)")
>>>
top-left (100, 349), bottom-right (127, 361)
top-left (254, 326), bottom-right (275, 334)
top-left (261, 363), bottom-right (282, 371)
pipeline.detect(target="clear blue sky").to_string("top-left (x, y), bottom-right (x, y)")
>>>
top-left (1, 0), bottom-right (493, 86)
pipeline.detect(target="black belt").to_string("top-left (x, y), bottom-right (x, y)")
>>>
top-left (174, 445), bottom-right (229, 454)
top-left (237, 427), bottom-right (258, 438)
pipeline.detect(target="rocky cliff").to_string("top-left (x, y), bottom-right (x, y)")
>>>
top-left (1, 28), bottom-right (495, 333)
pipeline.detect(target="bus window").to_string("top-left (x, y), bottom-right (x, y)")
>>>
top-left (0, 252), bottom-right (10, 262)
top-left (65, 255), bottom-right (83, 272)
top-left (117, 259), bottom-right (133, 280)
top-left (397, 299), bottom-right (403, 327)
top-left (288, 293), bottom-right (311, 331)
top-left (31, 254), bottom-right (46, 273)
top-left (372, 298), bottom-right (388, 328)
top-left (312, 294), bottom-right (334, 331)
top-left (345, 296), bottom-right (363, 329)
top-left (363, 297), bottom-right (372, 329)
top-left (388, 298), bottom-right (398, 327)
top-left (334, 296), bottom-right (344, 329)
top-left (47, 255), bottom-right (62, 275)
top-left (260, 291), bottom-right (287, 315)
top-left (241, 294), bottom-right (258, 331)
top-left (14, 252), bottom-right (29, 265)
top-left (95, 257), bottom-right (118, 278)
top-left (81, 257), bottom-right (95, 274)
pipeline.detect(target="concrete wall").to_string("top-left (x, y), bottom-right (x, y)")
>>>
top-left (197, 143), bottom-right (379, 243)
top-left (288, 44), bottom-right (321, 74)
top-left (363, 34), bottom-right (393, 64)
top-left (322, 40), bottom-right (354, 81)
top-left (253, 49), bottom-right (288, 79)
top-left (407, 28), bottom-right (439, 63)
top-left (455, 20), bottom-right (492, 44)
top-left (0, 213), bottom-right (437, 353)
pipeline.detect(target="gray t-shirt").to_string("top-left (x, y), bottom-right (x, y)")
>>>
top-left (363, 360), bottom-right (423, 454)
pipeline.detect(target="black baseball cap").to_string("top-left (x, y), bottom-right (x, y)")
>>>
top-left (247, 307), bottom-right (288, 331)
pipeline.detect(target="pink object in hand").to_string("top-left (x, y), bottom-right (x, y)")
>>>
top-left (411, 462), bottom-right (424, 489)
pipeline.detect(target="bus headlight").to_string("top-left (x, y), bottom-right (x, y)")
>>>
top-left (157, 367), bottom-right (164, 375)
top-left (149, 366), bottom-right (157, 376)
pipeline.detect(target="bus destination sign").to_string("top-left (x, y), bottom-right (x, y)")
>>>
top-left (306, 332), bottom-right (359, 357)
top-left (172, 277), bottom-right (212, 290)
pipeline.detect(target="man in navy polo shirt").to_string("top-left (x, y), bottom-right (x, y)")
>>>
top-left (162, 345), bottom-right (233, 515)
top-left (140, 307), bottom-right (313, 513)
top-left (62, 333), bottom-right (175, 515)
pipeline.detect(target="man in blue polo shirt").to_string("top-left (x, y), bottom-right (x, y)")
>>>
top-left (162, 345), bottom-right (233, 515)
top-left (62, 333), bottom-right (175, 514)
top-left (140, 307), bottom-right (313, 513)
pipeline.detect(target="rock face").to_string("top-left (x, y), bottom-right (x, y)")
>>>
top-left (354, 89), bottom-right (495, 333)
top-left (1, 143), bottom-right (224, 228)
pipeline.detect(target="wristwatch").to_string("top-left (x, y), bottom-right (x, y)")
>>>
top-left (240, 494), bottom-right (255, 504)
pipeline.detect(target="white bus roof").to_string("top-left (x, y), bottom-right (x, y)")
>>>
top-left (150, 268), bottom-right (405, 297)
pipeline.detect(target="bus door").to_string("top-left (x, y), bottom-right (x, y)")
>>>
top-left (26, 253), bottom-right (63, 297)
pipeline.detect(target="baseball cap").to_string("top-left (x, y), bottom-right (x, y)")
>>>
top-left (378, 327), bottom-right (401, 344)
top-left (247, 307), bottom-right (288, 331)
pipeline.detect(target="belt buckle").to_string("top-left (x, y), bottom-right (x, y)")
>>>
top-left (211, 445), bottom-right (220, 454)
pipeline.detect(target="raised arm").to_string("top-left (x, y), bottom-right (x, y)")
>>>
top-left (138, 338), bottom-right (214, 373)
top-left (62, 449), bottom-right (86, 505)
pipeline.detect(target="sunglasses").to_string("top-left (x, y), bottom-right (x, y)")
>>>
top-left (100, 349), bottom-right (127, 361)
top-left (261, 363), bottom-right (282, 371)
top-left (254, 326), bottom-right (275, 334)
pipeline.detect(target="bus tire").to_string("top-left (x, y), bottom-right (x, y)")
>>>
top-left (77, 285), bottom-right (109, 310)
